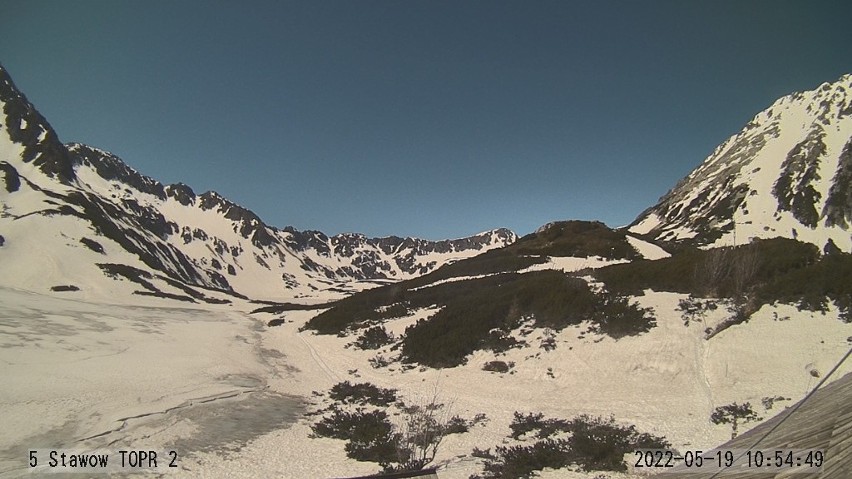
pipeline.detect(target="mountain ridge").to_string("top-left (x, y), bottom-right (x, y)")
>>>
top-left (0, 64), bottom-right (516, 301)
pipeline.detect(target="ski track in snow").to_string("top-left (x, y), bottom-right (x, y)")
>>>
top-left (296, 331), bottom-right (341, 383)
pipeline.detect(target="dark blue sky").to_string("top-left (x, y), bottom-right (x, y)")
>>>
top-left (2, 1), bottom-right (851, 239)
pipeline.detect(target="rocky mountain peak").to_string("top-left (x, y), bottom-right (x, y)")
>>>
top-left (0, 65), bottom-right (75, 183)
top-left (630, 73), bottom-right (852, 253)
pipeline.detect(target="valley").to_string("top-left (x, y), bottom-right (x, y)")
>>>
top-left (1, 60), bottom-right (852, 478)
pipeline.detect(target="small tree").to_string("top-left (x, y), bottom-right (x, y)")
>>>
top-left (710, 402), bottom-right (761, 439)
top-left (387, 390), bottom-right (455, 473)
top-left (697, 248), bottom-right (732, 296)
top-left (676, 295), bottom-right (717, 328)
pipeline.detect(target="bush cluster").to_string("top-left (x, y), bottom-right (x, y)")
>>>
top-left (328, 381), bottom-right (398, 407)
top-left (594, 238), bottom-right (852, 324)
top-left (400, 272), bottom-right (596, 367)
top-left (400, 271), bottom-right (655, 367)
top-left (755, 252), bottom-right (852, 321)
top-left (311, 381), bottom-right (481, 473)
top-left (509, 412), bottom-right (570, 440)
top-left (352, 326), bottom-right (395, 350)
top-left (595, 238), bottom-right (818, 297)
top-left (476, 439), bottom-right (573, 479)
top-left (473, 413), bottom-right (670, 479)
top-left (588, 293), bottom-right (655, 339)
top-left (312, 407), bottom-right (397, 463)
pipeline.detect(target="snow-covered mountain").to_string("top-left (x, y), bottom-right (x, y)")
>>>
top-left (631, 74), bottom-right (852, 252)
top-left (0, 65), bottom-right (515, 301)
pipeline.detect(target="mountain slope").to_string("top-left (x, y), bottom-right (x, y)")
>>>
top-left (631, 74), bottom-right (852, 252)
top-left (0, 65), bottom-right (515, 301)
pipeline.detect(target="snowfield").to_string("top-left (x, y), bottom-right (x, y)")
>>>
top-left (2, 286), bottom-right (849, 479)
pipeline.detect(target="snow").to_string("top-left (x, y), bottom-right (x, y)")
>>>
top-left (0, 287), bottom-right (302, 477)
top-left (3, 283), bottom-right (849, 479)
top-left (625, 235), bottom-right (671, 260)
top-left (628, 213), bottom-right (662, 235)
top-left (184, 292), bottom-right (851, 478)
top-left (631, 74), bottom-right (852, 252)
top-left (519, 255), bottom-right (629, 273)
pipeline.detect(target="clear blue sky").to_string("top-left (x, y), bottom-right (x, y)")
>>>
top-left (2, 1), bottom-right (851, 239)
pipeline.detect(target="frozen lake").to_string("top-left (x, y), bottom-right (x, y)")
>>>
top-left (0, 287), bottom-right (303, 477)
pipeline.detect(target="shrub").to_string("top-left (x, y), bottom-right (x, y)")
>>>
top-left (482, 361), bottom-right (514, 373)
top-left (509, 412), bottom-right (570, 440)
top-left (481, 329), bottom-right (525, 353)
top-left (390, 401), bottom-right (455, 472)
top-left (540, 328), bottom-right (557, 351)
top-left (328, 381), bottom-right (398, 407)
top-left (312, 383), bottom-right (472, 472)
top-left (376, 302), bottom-right (409, 320)
top-left (369, 354), bottom-right (392, 369)
top-left (312, 407), bottom-right (391, 439)
top-left (471, 447), bottom-right (496, 459)
top-left (353, 326), bottom-right (395, 350)
top-left (754, 252), bottom-right (852, 321)
top-left (477, 439), bottom-right (574, 479)
top-left (444, 415), bottom-right (471, 435)
top-left (566, 414), bottom-right (668, 472)
top-left (588, 293), bottom-right (656, 339)
top-left (311, 407), bottom-right (398, 464)
top-left (761, 395), bottom-right (789, 411)
top-left (676, 295), bottom-right (717, 327)
top-left (267, 317), bottom-right (286, 327)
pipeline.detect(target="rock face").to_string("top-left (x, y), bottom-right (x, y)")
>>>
top-left (0, 64), bottom-right (516, 300)
top-left (631, 74), bottom-right (852, 253)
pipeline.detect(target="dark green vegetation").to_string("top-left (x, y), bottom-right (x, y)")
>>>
top-left (309, 381), bottom-right (479, 473)
top-left (305, 233), bottom-right (849, 368)
top-left (755, 250), bottom-right (852, 322)
top-left (402, 272), bottom-right (653, 368)
top-left (406, 220), bottom-right (641, 286)
top-left (595, 237), bottom-right (852, 322)
top-left (306, 269), bottom-right (654, 368)
top-left (352, 326), bottom-right (395, 350)
top-left (472, 413), bottom-right (670, 478)
top-left (510, 221), bottom-right (642, 260)
top-left (327, 381), bottom-right (398, 407)
top-left (302, 221), bottom-right (664, 367)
